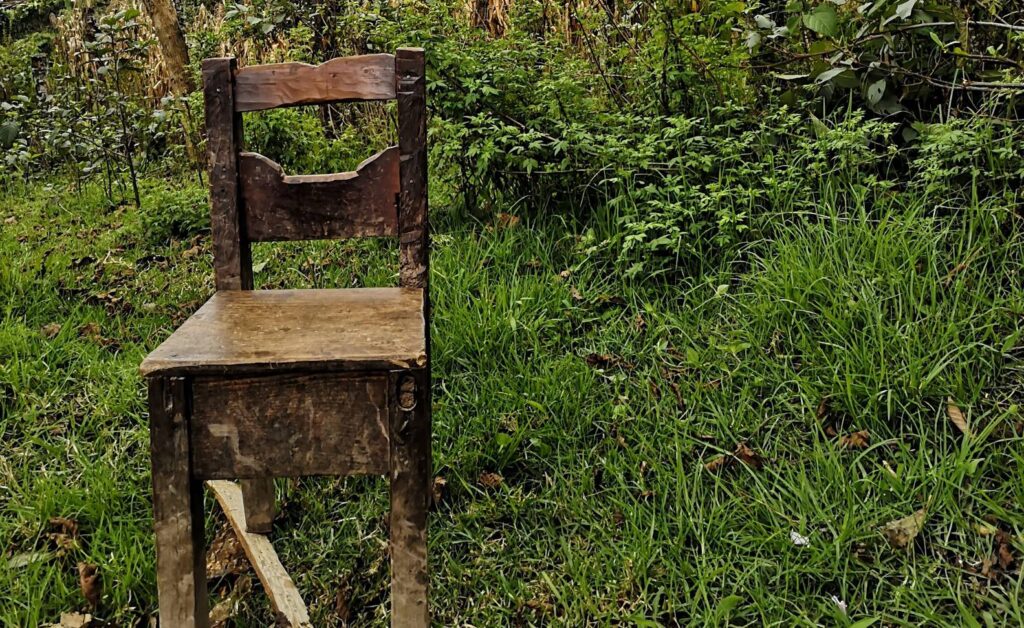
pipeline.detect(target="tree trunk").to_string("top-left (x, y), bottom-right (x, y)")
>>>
top-left (141, 0), bottom-right (193, 95)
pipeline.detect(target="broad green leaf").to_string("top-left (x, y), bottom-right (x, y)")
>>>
top-left (866, 79), bottom-right (886, 105)
top-left (803, 4), bottom-right (838, 37)
top-left (815, 67), bottom-right (845, 83)
top-left (895, 0), bottom-right (916, 19)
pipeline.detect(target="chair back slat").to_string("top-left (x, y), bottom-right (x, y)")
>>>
top-left (240, 147), bottom-right (400, 242)
top-left (202, 48), bottom-right (427, 291)
top-left (234, 54), bottom-right (396, 112)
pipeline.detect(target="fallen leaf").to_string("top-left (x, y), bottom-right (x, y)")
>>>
top-left (569, 287), bottom-right (584, 301)
top-left (182, 245), bottom-right (202, 259)
top-left (816, 397), bottom-right (830, 420)
top-left (431, 476), bottom-right (447, 505)
top-left (205, 524), bottom-right (248, 579)
top-left (947, 398), bottom-right (971, 437)
top-left (704, 443), bottom-right (765, 472)
top-left (78, 322), bottom-right (101, 341)
top-left (77, 562), bottom-right (101, 609)
top-left (48, 517), bottom-right (80, 554)
top-left (733, 442), bottom-right (764, 469)
top-left (479, 472), bottom-right (503, 489)
top-left (882, 508), bottom-right (927, 549)
top-left (996, 530), bottom-right (1016, 570)
top-left (703, 455), bottom-right (728, 472)
top-left (41, 323), bottom-right (62, 338)
top-left (4, 216), bottom-right (16, 225)
top-left (209, 574), bottom-right (251, 627)
top-left (790, 530), bottom-right (810, 547)
top-left (839, 430), bottom-right (870, 449)
top-left (495, 212), bottom-right (520, 228)
top-left (634, 313), bottom-right (647, 331)
top-left (558, 269), bottom-right (572, 279)
top-left (46, 612), bottom-right (92, 628)
top-left (334, 582), bottom-right (351, 623)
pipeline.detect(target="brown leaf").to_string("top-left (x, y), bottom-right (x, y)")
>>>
top-left (633, 313), bottom-right (647, 332)
top-left (182, 245), bottom-right (202, 259)
top-left (569, 287), bottom-right (584, 301)
top-left (334, 582), bottom-right (351, 623)
top-left (585, 353), bottom-right (616, 368)
top-left (996, 530), bottom-right (1016, 571)
top-left (733, 442), bottom-right (764, 469)
top-left (78, 322), bottom-right (101, 341)
top-left (431, 476), bottom-right (447, 505)
top-left (4, 216), bottom-right (16, 225)
top-left (209, 574), bottom-right (251, 627)
top-left (45, 612), bottom-right (93, 628)
top-left (816, 397), bottom-right (830, 420)
top-left (840, 430), bottom-right (870, 449)
top-left (479, 471), bottom-right (503, 489)
top-left (48, 517), bottom-right (80, 554)
top-left (77, 562), bottom-right (101, 609)
top-left (205, 524), bottom-right (248, 579)
top-left (495, 212), bottom-right (520, 228)
top-left (947, 398), bottom-right (971, 437)
top-left (41, 323), bottom-right (62, 339)
top-left (881, 508), bottom-right (927, 550)
top-left (703, 455), bottom-right (728, 472)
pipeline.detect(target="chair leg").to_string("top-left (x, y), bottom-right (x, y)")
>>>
top-left (149, 377), bottom-right (208, 627)
top-left (388, 369), bottom-right (431, 627)
top-left (241, 478), bottom-right (275, 534)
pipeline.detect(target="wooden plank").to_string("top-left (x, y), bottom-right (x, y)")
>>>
top-left (202, 57), bottom-right (253, 291)
top-left (234, 54), bottom-right (396, 112)
top-left (190, 372), bottom-right (390, 479)
top-left (396, 48), bottom-right (429, 291)
top-left (388, 368), bottom-right (431, 627)
top-left (139, 288), bottom-right (426, 377)
top-left (207, 480), bottom-right (312, 627)
top-left (240, 478), bottom-right (275, 534)
top-left (240, 146), bottom-right (399, 242)
top-left (149, 377), bottom-right (208, 628)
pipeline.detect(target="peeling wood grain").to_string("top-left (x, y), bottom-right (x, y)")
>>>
top-left (191, 373), bottom-right (390, 479)
top-left (234, 54), bottom-right (396, 112)
top-left (240, 147), bottom-right (399, 242)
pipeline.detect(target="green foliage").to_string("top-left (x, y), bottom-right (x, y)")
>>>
top-left (138, 183), bottom-right (210, 245)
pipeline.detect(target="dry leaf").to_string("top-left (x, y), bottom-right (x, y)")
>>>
top-left (77, 562), bottom-right (101, 609)
top-left (733, 442), bottom-right (764, 469)
top-left (209, 574), bottom-right (251, 627)
top-left (41, 323), bottom-right (62, 338)
top-left (334, 582), bottom-right (351, 623)
top-left (947, 398), bottom-right (971, 437)
top-left (996, 530), bottom-right (1016, 571)
top-left (704, 443), bottom-right (765, 472)
top-left (633, 313), bottom-right (647, 331)
top-left (48, 517), bottom-right (80, 554)
top-left (431, 476), bottom-right (447, 505)
top-left (46, 612), bottom-right (92, 628)
top-left (496, 212), bottom-right (520, 228)
top-left (78, 322), bottom-right (101, 341)
top-left (205, 525), bottom-right (248, 579)
top-left (479, 471), bottom-right (503, 489)
top-left (839, 430), bottom-right (870, 449)
top-left (882, 508), bottom-right (927, 549)
top-left (816, 397), bottom-right (830, 420)
top-left (182, 245), bottom-right (202, 259)
top-left (4, 216), bottom-right (16, 225)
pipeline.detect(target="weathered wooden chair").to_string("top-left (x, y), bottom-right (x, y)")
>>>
top-left (140, 49), bottom-right (430, 627)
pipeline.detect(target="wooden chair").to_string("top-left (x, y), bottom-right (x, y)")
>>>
top-left (140, 49), bottom-right (430, 627)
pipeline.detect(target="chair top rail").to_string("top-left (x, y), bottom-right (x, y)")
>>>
top-left (234, 53), bottom-right (396, 112)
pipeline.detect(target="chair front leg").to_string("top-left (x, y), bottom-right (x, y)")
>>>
top-left (149, 377), bottom-right (208, 627)
top-left (241, 478), bottom-right (276, 534)
top-left (388, 369), bottom-right (431, 628)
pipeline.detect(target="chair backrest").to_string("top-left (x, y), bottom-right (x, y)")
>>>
top-left (201, 48), bottom-right (428, 292)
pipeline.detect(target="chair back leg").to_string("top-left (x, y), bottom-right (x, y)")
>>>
top-left (241, 478), bottom-right (276, 534)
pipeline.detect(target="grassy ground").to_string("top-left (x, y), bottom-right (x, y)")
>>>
top-left (1, 172), bottom-right (1022, 626)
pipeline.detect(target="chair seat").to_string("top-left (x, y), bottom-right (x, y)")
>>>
top-left (140, 288), bottom-right (426, 377)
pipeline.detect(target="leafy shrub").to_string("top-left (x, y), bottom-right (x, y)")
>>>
top-left (138, 184), bottom-right (209, 244)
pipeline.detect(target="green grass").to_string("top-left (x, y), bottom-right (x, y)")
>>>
top-left (1, 174), bottom-right (1022, 626)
